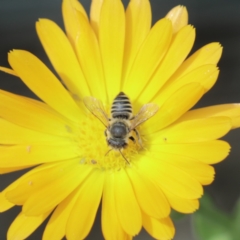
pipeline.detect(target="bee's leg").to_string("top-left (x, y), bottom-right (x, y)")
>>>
top-left (104, 129), bottom-right (107, 136)
top-left (119, 150), bottom-right (130, 164)
top-left (105, 148), bottom-right (113, 156)
top-left (129, 136), bottom-right (135, 142)
top-left (133, 129), bottom-right (143, 148)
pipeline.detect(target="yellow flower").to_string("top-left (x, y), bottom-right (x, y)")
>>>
top-left (0, 0), bottom-right (239, 239)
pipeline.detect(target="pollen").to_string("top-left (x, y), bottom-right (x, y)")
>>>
top-left (76, 114), bottom-right (142, 171)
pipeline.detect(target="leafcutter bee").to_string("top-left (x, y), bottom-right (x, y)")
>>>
top-left (83, 92), bottom-right (159, 163)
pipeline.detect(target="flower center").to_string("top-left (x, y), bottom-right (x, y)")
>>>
top-left (77, 114), bottom-right (142, 170)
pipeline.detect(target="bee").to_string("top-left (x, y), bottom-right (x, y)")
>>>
top-left (83, 92), bottom-right (159, 163)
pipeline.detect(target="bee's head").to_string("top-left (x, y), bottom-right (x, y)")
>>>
top-left (110, 122), bottom-right (128, 138)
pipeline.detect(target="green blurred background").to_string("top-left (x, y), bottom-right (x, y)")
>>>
top-left (0, 0), bottom-right (240, 239)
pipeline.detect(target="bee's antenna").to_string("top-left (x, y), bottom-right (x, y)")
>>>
top-left (105, 148), bottom-right (113, 156)
top-left (119, 150), bottom-right (130, 165)
top-left (105, 149), bottom-right (130, 165)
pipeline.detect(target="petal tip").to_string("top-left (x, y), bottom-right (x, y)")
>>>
top-left (166, 5), bottom-right (189, 33)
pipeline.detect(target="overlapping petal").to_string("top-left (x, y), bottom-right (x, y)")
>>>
top-left (170, 42), bottom-right (222, 80)
top-left (164, 190), bottom-right (199, 213)
top-left (66, 169), bottom-right (105, 240)
top-left (123, 18), bottom-right (172, 102)
top-left (151, 152), bottom-right (215, 185)
top-left (0, 164), bottom-right (59, 211)
top-left (7, 211), bottom-right (51, 240)
top-left (0, 90), bottom-right (75, 136)
top-left (36, 19), bottom-right (91, 99)
top-left (0, 118), bottom-right (74, 145)
top-left (99, 0), bottom-right (125, 101)
top-left (138, 24), bottom-right (196, 104)
top-left (0, 144), bottom-right (79, 168)
top-left (114, 169), bottom-right (142, 235)
top-left (156, 64), bottom-right (219, 103)
top-left (177, 103), bottom-right (240, 129)
top-left (8, 50), bottom-right (83, 121)
top-left (123, 0), bottom-right (151, 82)
top-left (144, 116), bottom-right (231, 142)
top-left (43, 185), bottom-right (82, 240)
top-left (142, 83), bottom-right (205, 133)
top-left (74, 11), bottom-right (107, 102)
top-left (62, 0), bottom-right (88, 48)
top-left (142, 213), bottom-right (175, 240)
top-left (166, 5), bottom-right (188, 33)
top-left (90, 0), bottom-right (104, 36)
top-left (147, 140), bottom-right (230, 164)
top-left (126, 166), bottom-right (170, 218)
top-left (138, 155), bottom-right (203, 199)
top-left (6, 160), bottom-right (90, 208)
top-left (102, 173), bottom-right (128, 240)
top-left (0, 66), bottom-right (18, 76)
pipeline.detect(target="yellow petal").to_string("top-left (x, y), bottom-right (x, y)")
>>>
top-left (75, 12), bottom-right (107, 102)
top-left (164, 189), bottom-right (199, 213)
top-left (66, 170), bottom-right (105, 240)
top-left (43, 184), bottom-right (82, 240)
top-left (123, 0), bottom-right (151, 82)
top-left (166, 5), bottom-right (188, 33)
top-left (138, 155), bottom-right (203, 199)
top-left (0, 118), bottom-right (73, 144)
top-left (7, 211), bottom-right (51, 240)
top-left (0, 66), bottom-right (18, 76)
top-left (0, 90), bottom-right (75, 137)
top-left (36, 19), bottom-right (91, 99)
top-left (147, 116), bottom-right (232, 143)
top-left (177, 103), bottom-right (240, 129)
top-left (62, 0), bottom-right (88, 48)
top-left (6, 160), bottom-right (91, 207)
top-left (170, 42), bottom-right (222, 81)
top-left (102, 172), bottom-right (128, 240)
top-left (126, 166), bottom-right (170, 218)
top-left (8, 50), bottom-right (83, 122)
top-left (147, 151), bottom-right (215, 185)
top-left (5, 162), bottom-right (64, 205)
top-left (142, 83), bottom-right (205, 134)
top-left (90, 0), bottom-right (104, 37)
top-left (0, 192), bottom-right (14, 212)
top-left (0, 166), bottom-right (34, 174)
top-left (0, 165), bottom-right (42, 212)
top-left (123, 18), bottom-right (172, 102)
top-left (158, 64), bottom-right (219, 99)
top-left (0, 143), bottom-right (79, 168)
top-left (146, 140), bottom-right (230, 165)
top-left (99, 0), bottom-right (125, 102)
top-left (143, 213), bottom-right (175, 240)
top-left (1, 162), bottom-right (64, 209)
top-left (21, 163), bottom-right (92, 216)
top-left (138, 25), bottom-right (195, 104)
top-left (115, 169), bottom-right (142, 235)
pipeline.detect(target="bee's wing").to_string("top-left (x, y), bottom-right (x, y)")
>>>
top-left (83, 96), bottom-right (109, 127)
top-left (131, 103), bottom-right (159, 129)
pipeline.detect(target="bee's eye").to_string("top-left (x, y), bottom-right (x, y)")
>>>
top-left (111, 124), bottom-right (127, 138)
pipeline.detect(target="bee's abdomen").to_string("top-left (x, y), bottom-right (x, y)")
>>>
top-left (111, 92), bottom-right (132, 119)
